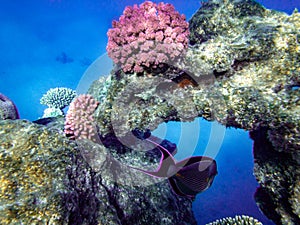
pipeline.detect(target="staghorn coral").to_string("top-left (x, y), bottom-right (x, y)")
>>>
top-left (40, 87), bottom-right (77, 111)
top-left (64, 94), bottom-right (99, 142)
top-left (206, 215), bottom-right (263, 225)
top-left (42, 107), bottom-right (64, 118)
top-left (106, 1), bottom-right (189, 73)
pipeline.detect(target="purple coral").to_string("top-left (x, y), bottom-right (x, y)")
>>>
top-left (0, 93), bottom-right (20, 120)
top-left (64, 94), bottom-right (99, 142)
top-left (106, 1), bottom-right (189, 73)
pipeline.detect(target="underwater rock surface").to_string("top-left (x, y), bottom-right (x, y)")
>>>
top-left (0, 93), bottom-right (19, 120)
top-left (88, 0), bottom-right (299, 224)
top-left (0, 119), bottom-right (196, 224)
top-left (0, 0), bottom-right (299, 224)
top-left (251, 128), bottom-right (300, 225)
top-left (0, 119), bottom-right (73, 224)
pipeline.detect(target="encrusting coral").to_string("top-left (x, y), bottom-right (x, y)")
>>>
top-left (0, 120), bottom-right (75, 224)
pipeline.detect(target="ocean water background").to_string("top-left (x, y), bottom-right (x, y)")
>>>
top-left (0, 0), bottom-right (298, 224)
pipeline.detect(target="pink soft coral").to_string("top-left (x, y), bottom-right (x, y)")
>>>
top-left (64, 94), bottom-right (99, 142)
top-left (106, 1), bottom-right (189, 73)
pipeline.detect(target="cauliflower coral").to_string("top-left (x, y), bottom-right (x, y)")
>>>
top-left (106, 1), bottom-right (189, 73)
top-left (64, 94), bottom-right (99, 142)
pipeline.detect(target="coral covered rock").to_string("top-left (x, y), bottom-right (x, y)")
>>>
top-left (92, 0), bottom-right (300, 143)
top-left (251, 128), bottom-right (300, 225)
top-left (88, 0), bottom-right (299, 224)
top-left (0, 119), bottom-right (75, 224)
top-left (0, 119), bottom-right (197, 224)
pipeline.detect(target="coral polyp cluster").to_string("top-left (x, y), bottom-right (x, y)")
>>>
top-left (64, 94), bottom-right (99, 142)
top-left (207, 215), bottom-right (263, 225)
top-left (40, 87), bottom-right (77, 118)
top-left (40, 87), bottom-right (76, 110)
top-left (106, 1), bottom-right (189, 73)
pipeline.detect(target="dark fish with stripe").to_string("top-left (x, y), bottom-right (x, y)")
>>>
top-left (132, 138), bottom-right (218, 197)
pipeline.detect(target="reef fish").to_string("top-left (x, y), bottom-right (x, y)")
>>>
top-left (133, 138), bottom-right (218, 197)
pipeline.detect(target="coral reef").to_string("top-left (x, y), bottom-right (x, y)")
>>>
top-left (206, 215), bottom-right (262, 225)
top-left (106, 1), bottom-right (189, 73)
top-left (0, 119), bottom-right (196, 224)
top-left (91, 0), bottom-right (300, 137)
top-left (0, 93), bottom-right (19, 120)
top-left (1, 0), bottom-right (299, 224)
top-left (87, 0), bottom-right (299, 224)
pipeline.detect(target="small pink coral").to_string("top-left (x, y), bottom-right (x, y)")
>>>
top-left (64, 94), bottom-right (99, 142)
top-left (106, 1), bottom-right (189, 73)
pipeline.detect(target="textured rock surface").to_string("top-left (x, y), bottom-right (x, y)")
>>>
top-left (88, 0), bottom-right (299, 224)
top-left (251, 128), bottom-right (300, 225)
top-left (0, 119), bottom-right (74, 224)
top-left (0, 93), bottom-right (19, 120)
top-left (0, 119), bottom-right (196, 224)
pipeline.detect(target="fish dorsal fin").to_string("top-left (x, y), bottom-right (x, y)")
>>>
top-left (145, 138), bottom-right (177, 177)
top-left (145, 138), bottom-right (174, 159)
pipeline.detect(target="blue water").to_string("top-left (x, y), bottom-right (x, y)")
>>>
top-left (0, 0), bottom-right (298, 224)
